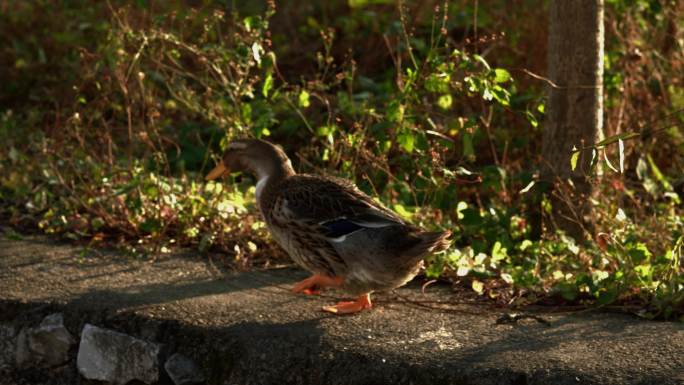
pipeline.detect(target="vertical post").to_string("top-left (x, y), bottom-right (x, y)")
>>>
top-left (541, 0), bottom-right (604, 240)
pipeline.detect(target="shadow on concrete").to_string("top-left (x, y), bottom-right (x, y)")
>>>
top-left (2, 294), bottom-right (682, 385)
top-left (66, 268), bottom-right (308, 311)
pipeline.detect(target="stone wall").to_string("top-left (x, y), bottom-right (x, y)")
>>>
top-left (1, 313), bottom-right (204, 385)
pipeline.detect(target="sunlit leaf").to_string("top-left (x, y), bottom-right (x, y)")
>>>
top-left (519, 240), bottom-right (533, 251)
top-left (261, 73), bottom-right (273, 97)
top-left (387, 101), bottom-right (404, 122)
top-left (589, 148), bottom-right (598, 168)
top-left (494, 68), bottom-right (511, 83)
top-left (437, 94), bottom-right (453, 110)
top-left (471, 280), bottom-right (484, 294)
top-left (519, 180), bottom-right (535, 194)
top-left (525, 110), bottom-right (538, 128)
top-left (501, 273), bottom-right (514, 284)
top-left (251, 42), bottom-right (262, 64)
top-left (473, 54), bottom-right (491, 70)
top-left (243, 16), bottom-right (256, 31)
top-left (570, 146), bottom-right (580, 171)
top-left (594, 131), bottom-right (640, 147)
top-left (397, 132), bottom-right (415, 153)
top-left (455, 166), bottom-right (474, 175)
top-left (316, 125), bottom-right (336, 145)
top-left (425, 257), bottom-right (444, 278)
top-left (456, 201), bottom-right (468, 219)
top-left (392, 204), bottom-right (414, 220)
top-left (491, 241), bottom-right (507, 263)
top-left (603, 149), bottom-right (618, 172)
top-left (618, 138), bottom-right (625, 173)
top-left (628, 243), bottom-right (652, 263)
top-left (298, 90), bottom-right (310, 108)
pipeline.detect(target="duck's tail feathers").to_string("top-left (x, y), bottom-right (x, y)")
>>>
top-left (404, 230), bottom-right (453, 259)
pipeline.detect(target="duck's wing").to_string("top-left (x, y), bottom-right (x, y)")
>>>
top-left (274, 174), bottom-right (408, 235)
top-left (265, 175), bottom-right (410, 276)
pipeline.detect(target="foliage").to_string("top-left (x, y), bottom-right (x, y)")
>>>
top-left (0, 0), bottom-right (682, 319)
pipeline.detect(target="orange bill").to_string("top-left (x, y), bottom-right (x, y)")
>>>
top-left (205, 163), bottom-right (228, 181)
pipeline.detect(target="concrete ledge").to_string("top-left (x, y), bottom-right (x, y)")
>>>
top-left (1, 235), bottom-right (682, 385)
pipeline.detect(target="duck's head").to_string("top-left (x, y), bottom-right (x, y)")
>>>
top-left (205, 139), bottom-right (295, 182)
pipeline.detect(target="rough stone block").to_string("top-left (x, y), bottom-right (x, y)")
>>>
top-left (0, 324), bottom-right (16, 373)
top-left (164, 353), bottom-right (205, 385)
top-left (15, 313), bottom-right (75, 368)
top-left (77, 323), bottom-right (160, 385)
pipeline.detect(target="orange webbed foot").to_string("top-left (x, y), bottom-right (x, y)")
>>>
top-left (302, 288), bottom-right (321, 295)
top-left (322, 293), bottom-right (372, 314)
top-left (292, 274), bottom-right (343, 295)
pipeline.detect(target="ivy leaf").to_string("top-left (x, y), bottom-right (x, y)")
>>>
top-left (628, 243), bottom-right (651, 263)
top-left (491, 241), bottom-right (508, 263)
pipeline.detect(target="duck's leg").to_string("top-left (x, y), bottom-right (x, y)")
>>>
top-left (292, 274), bottom-right (344, 295)
top-left (322, 293), bottom-right (372, 314)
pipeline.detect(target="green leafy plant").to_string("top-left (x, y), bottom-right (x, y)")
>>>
top-left (0, 0), bottom-right (682, 320)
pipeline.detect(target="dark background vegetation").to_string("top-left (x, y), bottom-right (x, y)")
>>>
top-left (0, 0), bottom-right (682, 319)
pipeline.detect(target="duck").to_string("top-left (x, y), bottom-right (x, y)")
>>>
top-left (205, 139), bottom-right (451, 314)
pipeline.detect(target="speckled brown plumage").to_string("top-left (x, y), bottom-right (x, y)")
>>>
top-left (206, 139), bottom-right (451, 313)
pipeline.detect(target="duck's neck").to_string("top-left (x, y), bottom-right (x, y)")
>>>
top-left (255, 174), bottom-right (271, 200)
top-left (252, 156), bottom-right (295, 201)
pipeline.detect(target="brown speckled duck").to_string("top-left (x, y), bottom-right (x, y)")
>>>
top-left (205, 139), bottom-right (451, 314)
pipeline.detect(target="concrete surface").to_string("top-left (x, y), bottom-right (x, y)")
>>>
top-left (0, 233), bottom-right (682, 385)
